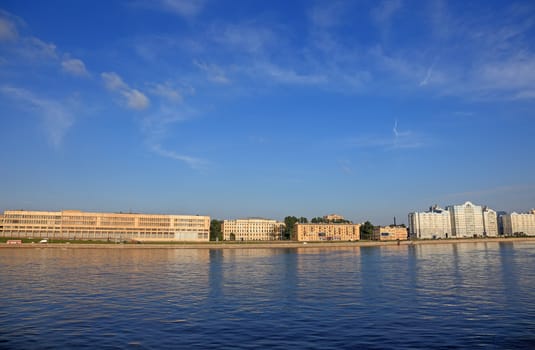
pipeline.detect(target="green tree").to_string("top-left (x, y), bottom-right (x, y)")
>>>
top-left (283, 216), bottom-right (298, 240)
top-left (360, 221), bottom-right (374, 240)
top-left (210, 219), bottom-right (223, 241)
top-left (298, 217), bottom-right (308, 224)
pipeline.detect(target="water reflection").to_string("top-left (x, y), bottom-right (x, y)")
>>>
top-left (1, 243), bottom-right (535, 349)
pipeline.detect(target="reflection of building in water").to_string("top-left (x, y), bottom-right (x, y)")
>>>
top-left (373, 226), bottom-right (407, 241)
top-left (409, 205), bottom-right (451, 239)
top-left (0, 209), bottom-right (210, 241)
top-left (293, 223), bottom-right (360, 241)
top-left (502, 211), bottom-right (535, 236)
top-left (222, 218), bottom-right (284, 241)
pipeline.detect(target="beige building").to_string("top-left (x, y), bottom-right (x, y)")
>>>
top-left (409, 206), bottom-right (452, 239)
top-left (222, 218), bottom-right (284, 241)
top-left (0, 210), bottom-right (210, 242)
top-left (373, 226), bottom-right (408, 241)
top-left (502, 212), bottom-right (535, 236)
top-left (482, 207), bottom-right (499, 237)
top-left (323, 214), bottom-right (345, 222)
top-left (293, 223), bottom-right (360, 241)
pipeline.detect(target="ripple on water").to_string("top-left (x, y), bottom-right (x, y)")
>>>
top-left (0, 244), bottom-right (535, 348)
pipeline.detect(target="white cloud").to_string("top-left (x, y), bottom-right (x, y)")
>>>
top-left (0, 16), bottom-right (18, 41)
top-left (250, 62), bottom-right (326, 85)
top-left (141, 105), bottom-right (207, 170)
top-left (149, 82), bottom-right (183, 103)
top-left (308, 2), bottom-right (348, 28)
top-left (61, 58), bottom-right (89, 77)
top-left (101, 72), bottom-right (150, 110)
top-left (193, 60), bottom-right (230, 84)
top-left (138, 0), bottom-right (205, 18)
top-left (1, 86), bottom-right (74, 147)
top-left (212, 23), bottom-right (275, 54)
top-left (419, 60), bottom-right (436, 86)
top-left (150, 143), bottom-right (207, 170)
top-left (372, 0), bottom-right (402, 24)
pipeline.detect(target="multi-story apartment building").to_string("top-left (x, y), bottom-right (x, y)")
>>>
top-left (502, 211), bottom-right (535, 236)
top-left (222, 218), bottom-right (284, 241)
top-left (408, 205), bottom-right (452, 239)
top-left (373, 226), bottom-right (408, 241)
top-left (482, 207), bottom-right (499, 237)
top-left (447, 201), bottom-right (485, 238)
top-left (293, 223), bottom-right (360, 241)
top-left (0, 210), bottom-right (210, 242)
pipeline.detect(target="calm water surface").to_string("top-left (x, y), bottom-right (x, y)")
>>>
top-left (1, 242), bottom-right (535, 349)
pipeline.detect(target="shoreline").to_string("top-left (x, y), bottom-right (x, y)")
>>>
top-left (1, 237), bottom-right (535, 249)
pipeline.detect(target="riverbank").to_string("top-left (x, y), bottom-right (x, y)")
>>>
top-left (1, 237), bottom-right (534, 249)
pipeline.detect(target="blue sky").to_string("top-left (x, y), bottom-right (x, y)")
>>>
top-left (1, 0), bottom-right (534, 225)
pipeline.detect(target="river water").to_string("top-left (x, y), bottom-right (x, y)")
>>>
top-left (1, 242), bottom-right (534, 349)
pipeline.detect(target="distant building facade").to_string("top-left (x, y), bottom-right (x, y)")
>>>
top-left (222, 218), bottom-right (284, 241)
top-left (373, 226), bottom-right (408, 241)
top-left (447, 201), bottom-right (485, 238)
top-left (293, 223), bottom-right (360, 241)
top-left (323, 214), bottom-right (345, 222)
top-left (482, 207), bottom-right (499, 237)
top-left (502, 212), bottom-right (535, 236)
top-left (408, 205), bottom-right (452, 239)
top-left (0, 210), bottom-right (210, 241)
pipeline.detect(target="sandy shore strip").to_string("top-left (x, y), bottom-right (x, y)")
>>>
top-left (1, 237), bottom-right (535, 249)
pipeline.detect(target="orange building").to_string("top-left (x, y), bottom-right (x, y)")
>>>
top-left (293, 223), bottom-right (360, 241)
top-left (373, 226), bottom-right (408, 241)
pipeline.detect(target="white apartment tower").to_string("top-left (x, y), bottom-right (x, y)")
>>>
top-left (408, 205), bottom-right (452, 239)
top-left (502, 211), bottom-right (535, 236)
top-left (447, 201), bottom-right (485, 238)
top-left (482, 207), bottom-right (499, 237)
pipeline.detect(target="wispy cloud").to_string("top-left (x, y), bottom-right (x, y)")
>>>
top-left (61, 57), bottom-right (90, 77)
top-left (150, 143), bottom-right (207, 170)
top-left (193, 60), bottom-right (230, 84)
top-left (249, 62), bottom-right (326, 85)
top-left (372, 0), bottom-right (403, 24)
top-left (136, 0), bottom-right (205, 19)
top-left (348, 120), bottom-right (425, 150)
top-left (101, 72), bottom-right (150, 110)
top-left (212, 23), bottom-right (275, 54)
top-left (0, 14), bottom-right (18, 41)
top-left (148, 82), bottom-right (184, 103)
top-left (141, 105), bottom-right (207, 170)
top-left (308, 1), bottom-right (348, 28)
top-left (1, 86), bottom-right (74, 147)
top-left (419, 59), bottom-right (438, 86)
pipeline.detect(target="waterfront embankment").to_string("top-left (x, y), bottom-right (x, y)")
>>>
top-left (1, 237), bottom-right (534, 249)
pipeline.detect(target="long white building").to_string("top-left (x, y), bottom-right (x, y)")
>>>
top-left (222, 218), bottom-right (285, 241)
top-left (409, 201), bottom-right (499, 239)
top-left (409, 205), bottom-right (452, 239)
top-left (0, 209), bottom-right (210, 242)
top-left (502, 210), bottom-right (535, 236)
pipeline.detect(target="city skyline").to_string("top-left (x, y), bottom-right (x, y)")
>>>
top-left (1, 1), bottom-right (535, 225)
